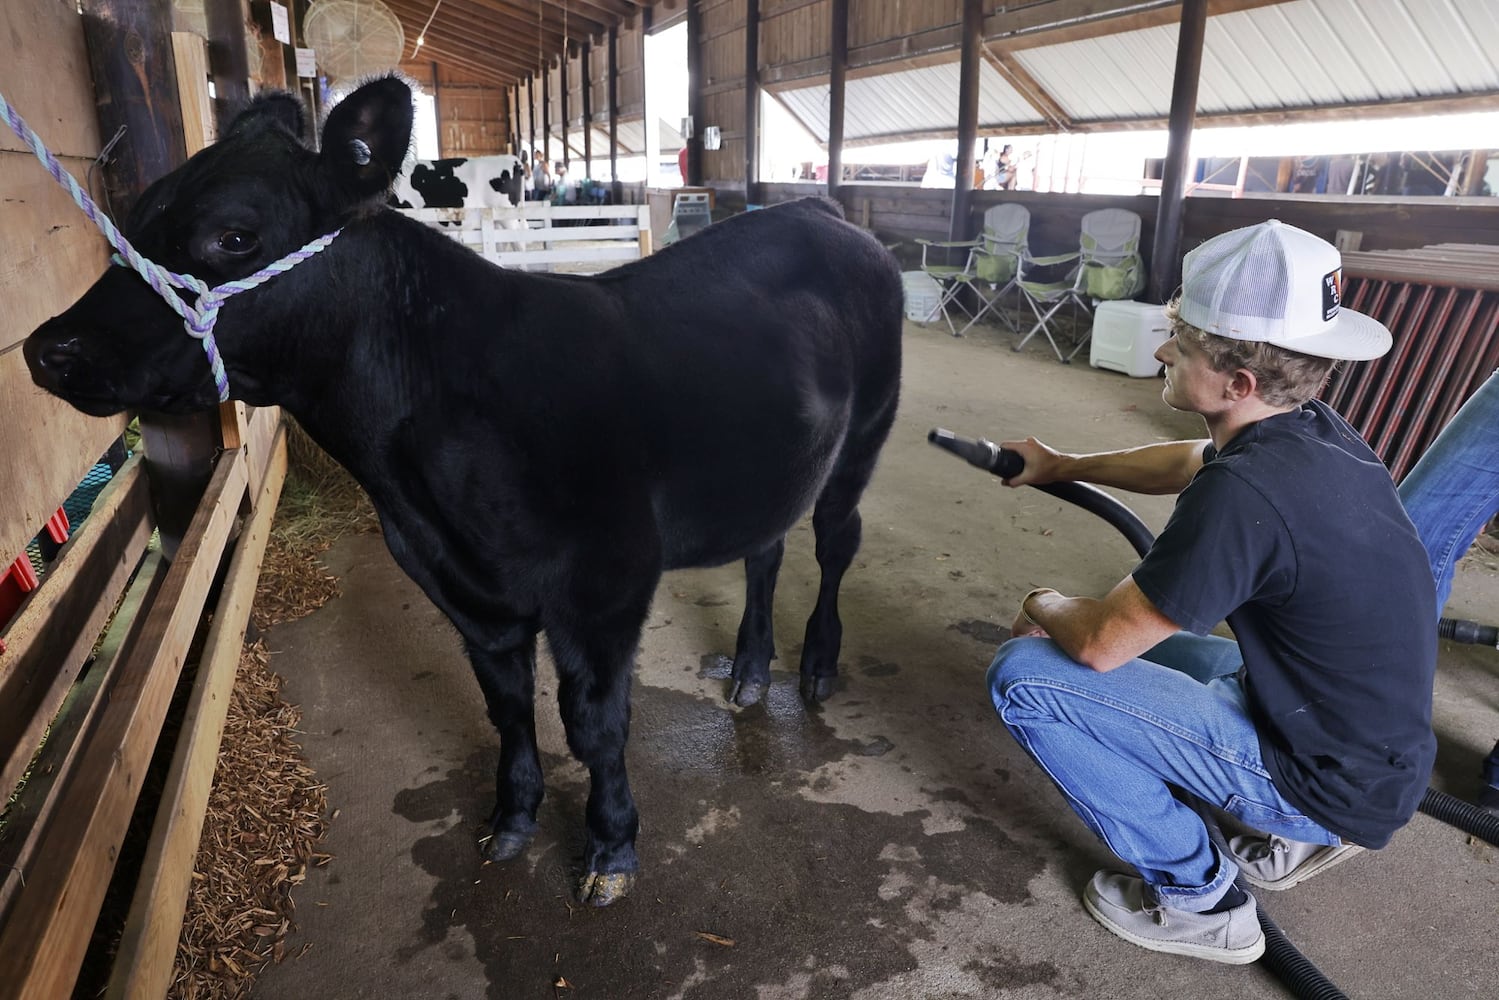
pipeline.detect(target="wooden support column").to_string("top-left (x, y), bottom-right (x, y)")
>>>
top-left (560, 49), bottom-right (570, 168)
top-left (1148, 0), bottom-right (1208, 304)
top-left (78, 0), bottom-right (186, 218)
top-left (686, 0), bottom-right (703, 185)
top-left (203, 0), bottom-right (251, 133)
top-left (582, 41), bottom-right (593, 178)
top-left (81, 0), bottom-right (219, 563)
top-left (542, 62), bottom-right (551, 162)
top-left (827, 0), bottom-right (847, 200)
top-left (949, 0), bottom-right (981, 242)
top-left (527, 73), bottom-right (537, 157)
top-left (744, 0), bottom-right (760, 204)
top-left (608, 25), bottom-right (620, 198)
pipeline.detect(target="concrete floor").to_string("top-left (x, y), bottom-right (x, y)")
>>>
top-left (253, 318), bottom-right (1499, 1000)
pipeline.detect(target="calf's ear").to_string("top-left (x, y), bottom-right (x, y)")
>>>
top-left (320, 76), bottom-right (414, 201)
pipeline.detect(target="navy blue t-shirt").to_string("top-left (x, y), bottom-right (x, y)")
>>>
top-left (1132, 400), bottom-right (1436, 848)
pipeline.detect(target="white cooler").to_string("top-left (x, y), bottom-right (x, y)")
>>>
top-left (1089, 300), bottom-right (1169, 377)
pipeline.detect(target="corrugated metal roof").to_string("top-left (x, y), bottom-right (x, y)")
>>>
top-left (773, 0), bottom-right (1499, 144)
top-left (1019, 0), bottom-right (1499, 123)
top-left (777, 60), bottom-right (1044, 144)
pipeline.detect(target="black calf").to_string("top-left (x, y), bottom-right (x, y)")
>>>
top-left (24, 76), bottom-right (903, 905)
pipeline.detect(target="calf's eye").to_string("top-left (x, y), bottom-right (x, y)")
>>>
top-left (217, 230), bottom-right (260, 255)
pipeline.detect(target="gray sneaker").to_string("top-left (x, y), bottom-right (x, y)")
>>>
top-left (1225, 834), bottom-right (1364, 891)
top-left (1081, 871), bottom-right (1266, 965)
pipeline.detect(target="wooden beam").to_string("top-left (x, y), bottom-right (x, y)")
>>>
top-left (105, 428), bottom-right (287, 1000)
top-left (981, 43), bottom-right (1072, 132)
top-left (992, 0), bottom-right (1290, 50)
top-left (0, 447), bottom-right (247, 998)
top-left (582, 41), bottom-right (593, 175)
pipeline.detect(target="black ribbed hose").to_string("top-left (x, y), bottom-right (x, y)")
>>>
top-left (1249, 876), bottom-right (1351, 1000)
top-left (1418, 787), bottom-right (1499, 845)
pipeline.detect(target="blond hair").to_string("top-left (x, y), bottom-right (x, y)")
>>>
top-left (1164, 298), bottom-right (1337, 407)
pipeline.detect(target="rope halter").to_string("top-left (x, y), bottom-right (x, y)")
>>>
top-left (1, 87), bottom-right (340, 402)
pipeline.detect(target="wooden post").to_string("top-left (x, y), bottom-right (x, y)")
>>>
top-left (608, 26), bottom-right (620, 199)
top-left (1463, 150), bottom-right (1489, 196)
top-left (1147, 0), bottom-right (1208, 305)
top-left (582, 41), bottom-right (593, 179)
top-left (527, 73), bottom-right (537, 158)
top-left (560, 47), bottom-right (570, 168)
top-left (80, 0), bottom-right (222, 563)
top-left (202, 0), bottom-right (251, 133)
top-left (686, 0), bottom-right (703, 185)
top-left (744, 0), bottom-right (760, 205)
top-left (949, 0), bottom-right (981, 243)
top-left (827, 0), bottom-right (847, 201)
top-left (542, 61), bottom-right (551, 163)
top-left (78, 0), bottom-right (187, 218)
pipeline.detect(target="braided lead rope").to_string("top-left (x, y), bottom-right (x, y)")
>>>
top-left (0, 88), bottom-right (340, 401)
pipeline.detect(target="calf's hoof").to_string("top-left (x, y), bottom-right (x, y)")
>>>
top-left (729, 678), bottom-right (767, 707)
top-left (576, 870), bottom-right (636, 907)
top-left (800, 674), bottom-right (837, 704)
top-left (482, 816), bottom-right (538, 862)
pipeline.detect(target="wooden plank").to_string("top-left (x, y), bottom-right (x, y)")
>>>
top-left (0, 455), bottom-right (152, 803)
top-left (106, 428), bottom-right (287, 1000)
top-left (0, 549), bottom-right (166, 925)
top-left (0, 448), bottom-right (248, 1000)
top-left (0, 347), bottom-right (127, 571)
top-left (0, 152), bottom-right (113, 354)
top-left (171, 32), bottom-right (216, 156)
top-left (0, 2), bottom-right (102, 159)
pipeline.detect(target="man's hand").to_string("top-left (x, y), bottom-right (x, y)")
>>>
top-left (1011, 587), bottom-right (1056, 638)
top-left (999, 437), bottom-right (1063, 488)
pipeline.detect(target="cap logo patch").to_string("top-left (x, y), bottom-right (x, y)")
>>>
top-left (1322, 268), bottom-right (1341, 321)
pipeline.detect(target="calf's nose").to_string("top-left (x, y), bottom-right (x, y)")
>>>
top-left (23, 325), bottom-right (84, 387)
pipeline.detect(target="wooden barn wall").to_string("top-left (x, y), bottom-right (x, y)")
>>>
top-left (427, 67), bottom-right (511, 157)
top-left (0, 1), bottom-right (127, 566)
top-left (761, 0), bottom-right (829, 68)
top-left (587, 41), bottom-right (608, 129)
top-left (812, 184), bottom-right (1499, 270)
top-left (848, 0), bottom-right (961, 49)
top-left (701, 0), bottom-right (746, 183)
top-left (617, 20), bottom-right (645, 117)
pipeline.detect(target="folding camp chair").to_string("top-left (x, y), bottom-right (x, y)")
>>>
top-left (914, 234), bottom-right (982, 336)
top-left (1016, 208), bottom-right (1147, 362)
top-left (959, 203), bottom-right (1031, 335)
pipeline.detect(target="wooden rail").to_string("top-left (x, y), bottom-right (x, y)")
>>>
top-left (0, 405), bottom-right (287, 1000)
top-left (400, 202), bottom-right (654, 272)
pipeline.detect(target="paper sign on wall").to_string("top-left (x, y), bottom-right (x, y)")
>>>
top-left (296, 47), bottom-right (318, 78)
top-left (271, 2), bottom-right (291, 44)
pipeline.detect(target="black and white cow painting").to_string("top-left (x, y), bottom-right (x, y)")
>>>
top-left (391, 153), bottom-right (524, 210)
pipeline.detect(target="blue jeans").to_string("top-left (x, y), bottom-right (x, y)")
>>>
top-left (1398, 369), bottom-right (1499, 614)
top-left (988, 632), bottom-right (1339, 912)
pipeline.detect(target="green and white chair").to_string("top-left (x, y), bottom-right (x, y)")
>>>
top-left (960, 203), bottom-right (1031, 336)
top-left (914, 234), bottom-right (982, 336)
top-left (1016, 208), bottom-right (1147, 362)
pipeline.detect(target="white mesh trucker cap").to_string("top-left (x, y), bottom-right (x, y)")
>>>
top-left (1178, 220), bottom-right (1392, 361)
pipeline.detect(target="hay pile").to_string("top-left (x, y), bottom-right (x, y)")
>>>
top-left (169, 641), bottom-right (328, 999)
top-left (170, 422), bottom-right (375, 998)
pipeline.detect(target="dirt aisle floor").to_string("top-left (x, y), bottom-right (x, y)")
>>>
top-left (253, 318), bottom-right (1499, 1000)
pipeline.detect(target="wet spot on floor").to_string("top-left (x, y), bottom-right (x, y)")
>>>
top-left (412, 670), bottom-right (435, 681)
top-left (857, 656), bottom-right (900, 677)
top-left (382, 682), bottom-right (1050, 999)
top-left (949, 619), bottom-right (1008, 645)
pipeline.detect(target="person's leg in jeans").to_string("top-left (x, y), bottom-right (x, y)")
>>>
top-left (988, 634), bottom-right (1338, 912)
top-left (1398, 369), bottom-right (1499, 614)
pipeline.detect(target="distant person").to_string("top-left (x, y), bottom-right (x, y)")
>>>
top-left (531, 153), bottom-right (552, 201)
top-left (997, 144), bottom-right (1016, 190)
top-left (552, 162), bottom-right (578, 205)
